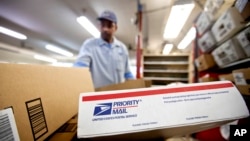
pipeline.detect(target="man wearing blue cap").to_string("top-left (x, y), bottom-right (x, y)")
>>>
top-left (74, 10), bottom-right (134, 88)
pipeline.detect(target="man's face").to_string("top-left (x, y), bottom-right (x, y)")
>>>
top-left (99, 19), bottom-right (117, 42)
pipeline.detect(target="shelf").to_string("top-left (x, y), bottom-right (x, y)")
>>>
top-left (143, 54), bottom-right (190, 85)
top-left (193, 2), bottom-right (250, 83)
top-left (215, 22), bottom-right (250, 48)
top-left (219, 58), bottom-right (250, 69)
top-left (144, 77), bottom-right (188, 81)
top-left (144, 54), bottom-right (189, 57)
top-left (144, 61), bottom-right (189, 65)
top-left (143, 69), bottom-right (188, 73)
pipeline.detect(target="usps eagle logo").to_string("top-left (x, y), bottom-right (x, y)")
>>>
top-left (93, 103), bottom-right (112, 116)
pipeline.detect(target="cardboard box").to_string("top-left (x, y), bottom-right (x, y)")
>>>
top-left (233, 68), bottom-right (250, 95)
top-left (211, 7), bottom-right (244, 42)
top-left (195, 54), bottom-right (216, 72)
top-left (198, 31), bottom-right (216, 53)
top-left (219, 73), bottom-right (235, 82)
top-left (235, 27), bottom-right (250, 57)
top-left (47, 79), bottom-right (152, 141)
top-left (204, 0), bottom-right (224, 20)
top-left (0, 63), bottom-right (94, 141)
top-left (46, 79), bottom-right (152, 141)
top-left (46, 115), bottom-right (78, 141)
top-left (235, 0), bottom-right (250, 21)
top-left (199, 77), bottom-right (218, 82)
top-left (77, 81), bottom-right (249, 140)
top-left (196, 12), bottom-right (213, 35)
top-left (211, 39), bottom-right (246, 67)
top-left (235, 85), bottom-right (250, 95)
top-left (95, 79), bottom-right (151, 91)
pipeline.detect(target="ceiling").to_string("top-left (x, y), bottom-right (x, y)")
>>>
top-left (0, 0), bottom-right (205, 65)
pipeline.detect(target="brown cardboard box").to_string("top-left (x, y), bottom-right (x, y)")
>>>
top-left (236, 85), bottom-right (250, 95)
top-left (195, 54), bottom-right (216, 72)
top-left (0, 63), bottom-right (94, 141)
top-left (233, 68), bottom-right (250, 95)
top-left (199, 77), bottom-right (218, 82)
top-left (219, 73), bottom-right (235, 82)
top-left (95, 79), bottom-right (151, 91)
top-left (47, 115), bottom-right (78, 141)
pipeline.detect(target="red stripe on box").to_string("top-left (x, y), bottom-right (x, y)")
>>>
top-left (82, 82), bottom-right (233, 101)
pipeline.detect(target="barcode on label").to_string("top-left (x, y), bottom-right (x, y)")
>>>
top-left (26, 98), bottom-right (48, 140)
top-left (0, 108), bottom-right (20, 141)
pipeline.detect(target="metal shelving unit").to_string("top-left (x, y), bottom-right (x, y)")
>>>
top-left (143, 54), bottom-right (190, 86)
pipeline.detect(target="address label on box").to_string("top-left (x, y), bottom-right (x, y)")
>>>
top-left (77, 81), bottom-right (249, 138)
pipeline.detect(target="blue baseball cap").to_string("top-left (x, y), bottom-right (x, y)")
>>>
top-left (98, 10), bottom-right (117, 24)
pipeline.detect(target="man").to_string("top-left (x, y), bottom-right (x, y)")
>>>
top-left (74, 10), bottom-right (134, 88)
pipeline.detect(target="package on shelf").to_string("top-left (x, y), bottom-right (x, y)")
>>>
top-left (77, 81), bottom-right (249, 140)
top-left (198, 31), bottom-right (216, 53)
top-left (235, 0), bottom-right (250, 21)
top-left (235, 27), bottom-right (250, 57)
top-left (0, 63), bottom-right (94, 141)
top-left (195, 11), bottom-right (214, 35)
top-left (233, 68), bottom-right (250, 95)
top-left (204, 0), bottom-right (225, 20)
top-left (211, 7), bottom-right (244, 42)
top-left (195, 54), bottom-right (216, 72)
top-left (211, 39), bottom-right (246, 67)
top-left (219, 73), bottom-right (235, 82)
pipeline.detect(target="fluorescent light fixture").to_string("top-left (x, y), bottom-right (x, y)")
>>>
top-left (0, 26), bottom-right (27, 40)
top-left (162, 44), bottom-right (173, 55)
top-left (34, 55), bottom-right (57, 63)
top-left (45, 44), bottom-right (73, 57)
top-left (77, 16), bottom-right (100, 38)
top-left (163, 3), bottom-right (194, 39)
top-left (177, 27), bottom-right (196, 49)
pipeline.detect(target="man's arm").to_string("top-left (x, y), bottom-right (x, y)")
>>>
top-left (73, 41), bottom-right (91, 68)
top-left (123, 47), bottom-right (134, 80)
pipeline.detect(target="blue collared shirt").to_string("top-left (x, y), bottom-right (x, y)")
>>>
top-left (74, 37), bottom-right (134, 88)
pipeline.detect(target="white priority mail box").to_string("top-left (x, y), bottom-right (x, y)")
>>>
top-left (195, 12), bottom-right (213, 35)
top-left (204, 0), bottom-right (224, 20)
top-left (211, 7), bottom-right (244, 42)
top-left (198, 31), bottom-right (216, 53)
top-left (211, 39), bottom-right (246, 67)
top-left (77, 81), bottom-right (249, 140)
top-left (235, 27), bottom-right (250, 57)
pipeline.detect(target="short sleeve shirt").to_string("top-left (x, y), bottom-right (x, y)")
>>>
top-left (74, 38), bottom-right (133, 88)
